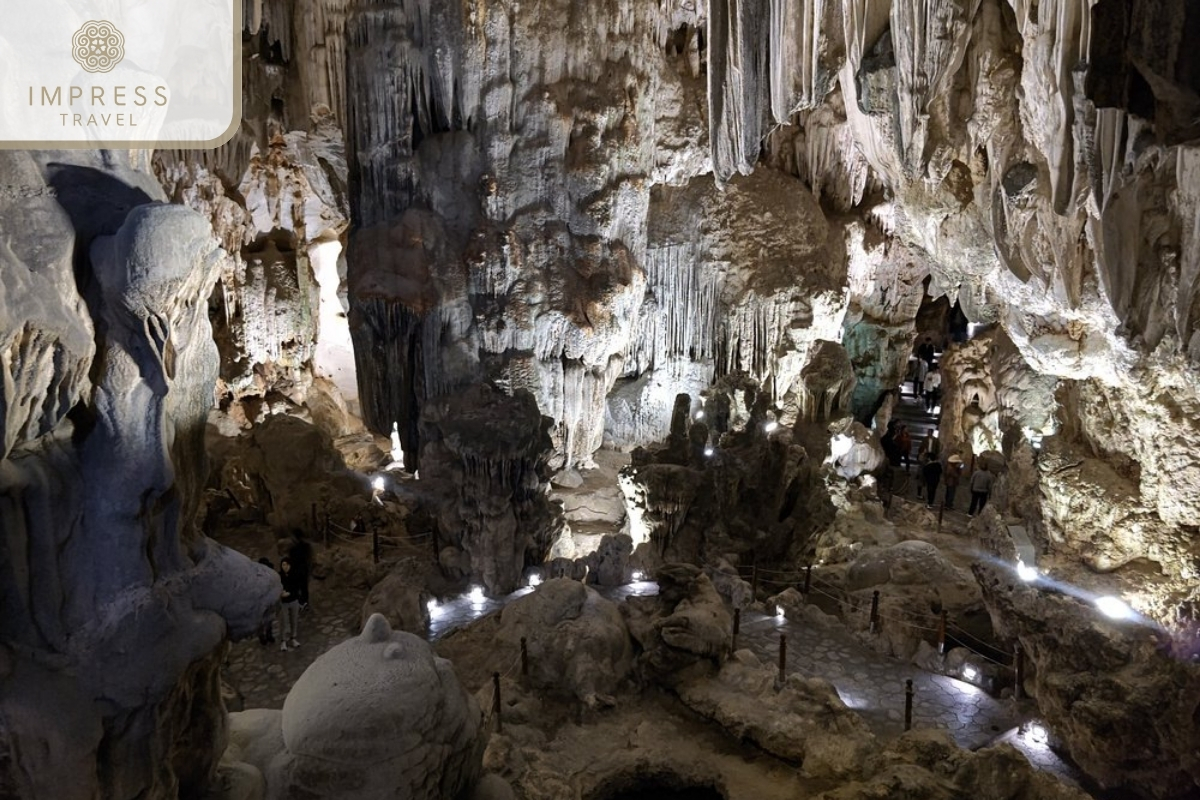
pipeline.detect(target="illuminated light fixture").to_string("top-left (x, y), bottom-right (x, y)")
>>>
top-left (775, 605), bottom-right (784, 618)
top-left (1026, 722), bottom-right (1048, 744)
top-left (1016, 562), bottom-right (1038, 582)
top-left (695, 410), bottom-right (705, 420)
top-left (426, 598), bottom-right (440, 615)
top-left (469, 586), bottom-right (485, 605)
top-left (527, 573), bottom-right (542, 587)
top-left (631, 570), bottom-right (645, 581)
top-left (962, 665), bottom-right (978, 681)
top-left (371, 476), bottom-right (385, 492)
top-left (764, 421), bottom-right (779, 433)
top-left (704, 447), bottom-right (714, 457)
top-left (1095, 595), bottom-right (1134, 620)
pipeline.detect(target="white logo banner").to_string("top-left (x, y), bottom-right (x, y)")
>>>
top-left (0, 0), bottom-right (239, 147)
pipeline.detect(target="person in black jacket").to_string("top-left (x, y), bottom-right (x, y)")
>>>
top-left (287, 530), bottom-right (313, 609)
top-left (921, 456), bottom-right (943, 509)
top-left (917, 336), bottom-right (936, 367)
top-left (278, 558), bottom-right (302, 651)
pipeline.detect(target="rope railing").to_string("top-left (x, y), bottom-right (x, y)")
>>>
top-left (731, 560), bottom-right (1018, 678)
top-left (325, 519), bottom-right (435, 546)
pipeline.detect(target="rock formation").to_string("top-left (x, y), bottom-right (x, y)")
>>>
top-left (975, 562), bottom-right (1200, 800)
top-left (495, 578), bottom-right (634, 707)
top-left (220, 613), bottom-right (486, 799)
top-left (624, 563), bottom-right (733, 684)
top-left (418, 383), bottom-right (564, 594)
top-left (619, 391), bottom-right (832, 570)
top-left (0, 152), bottom-right (275, 799)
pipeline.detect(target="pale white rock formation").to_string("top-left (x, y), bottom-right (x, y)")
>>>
top-left (219, 614), bottom-right (486, 800)
top-left (823, 417), bottom-right (884, 479)
top-left (160, 123), bottom-right (352, 419)
top-left (611, 166), bottom-right (847, 447)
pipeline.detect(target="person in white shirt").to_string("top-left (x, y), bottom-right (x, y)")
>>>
top-left (922, 365), bottom-right (942, 412)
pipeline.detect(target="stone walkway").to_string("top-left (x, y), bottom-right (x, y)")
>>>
top-left (222, 569), bottom-right (371, 710)
top-left (735, 609), bottom-right (1016, 746)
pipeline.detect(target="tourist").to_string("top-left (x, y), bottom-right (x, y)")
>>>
top-left (913, 357), bottom-right (928, 396)
top-left (278, 558), bottom-right (302, 651)
top-left (968, 461), bottom-right (994, 516)
top-left (881, 420), bottom-right (901, 467)
top-left (287, 529), bottom-right (313, 610)
top-left (944, 454), bottom-right (964, 509)
top-left (922, 455), bottom-right (943, 509)
top-left (918, 430), bottom-right (941, 463)
top-left (917, 336), bottom-right (936, 367)
top-left (916, 431), bottom-right (941, 500)
top-left (923, 365), bottom-right (941, 412)
top-left (896, 424), bottom-right (912, 470)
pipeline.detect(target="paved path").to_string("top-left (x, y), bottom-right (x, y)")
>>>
top-left (735, 609), bottom-right (1016, 747)
top-left (223, 580), bottom-right (368, 710)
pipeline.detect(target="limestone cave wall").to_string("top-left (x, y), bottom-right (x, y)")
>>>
top-left (2, 0), bottom-right (1200, 797)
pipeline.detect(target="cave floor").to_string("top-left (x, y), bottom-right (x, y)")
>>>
top-left (215, 526), bottom-right (1094, 794)
top-left (217, 524), bottom-right (373, 710)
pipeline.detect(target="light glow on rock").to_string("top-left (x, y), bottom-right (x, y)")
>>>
top-left (1095, 595), bottom-right (1135, 620)
top-left (829, 433), bottom-right (854, 460)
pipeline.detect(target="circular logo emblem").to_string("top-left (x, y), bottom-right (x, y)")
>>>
top-left (72, 21), bottom-right (125, 74)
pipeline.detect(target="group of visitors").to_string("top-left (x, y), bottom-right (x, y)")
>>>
top-left (257, 530), bottom-right (313, 652)
top-left (914, 443), bottom-right (994, 515)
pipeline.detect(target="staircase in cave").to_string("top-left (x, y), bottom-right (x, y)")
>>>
top-left (886, 354), bottom-right (954, 510)
top-left (893, 357), bottom-right (941, 462)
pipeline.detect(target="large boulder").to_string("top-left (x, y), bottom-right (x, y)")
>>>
top-left (495, 578), bottom-right (633, 707)
top-left (360, 557), bottom-right (433, 635)
top-left (676, 650), bottom-right (875, 780)
top-left (220, 614), bottom-right (486, 800)
top-left (812, 729), bottom-right (1093, 800)
top-left (624, 564), bottom-right (732, 684)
